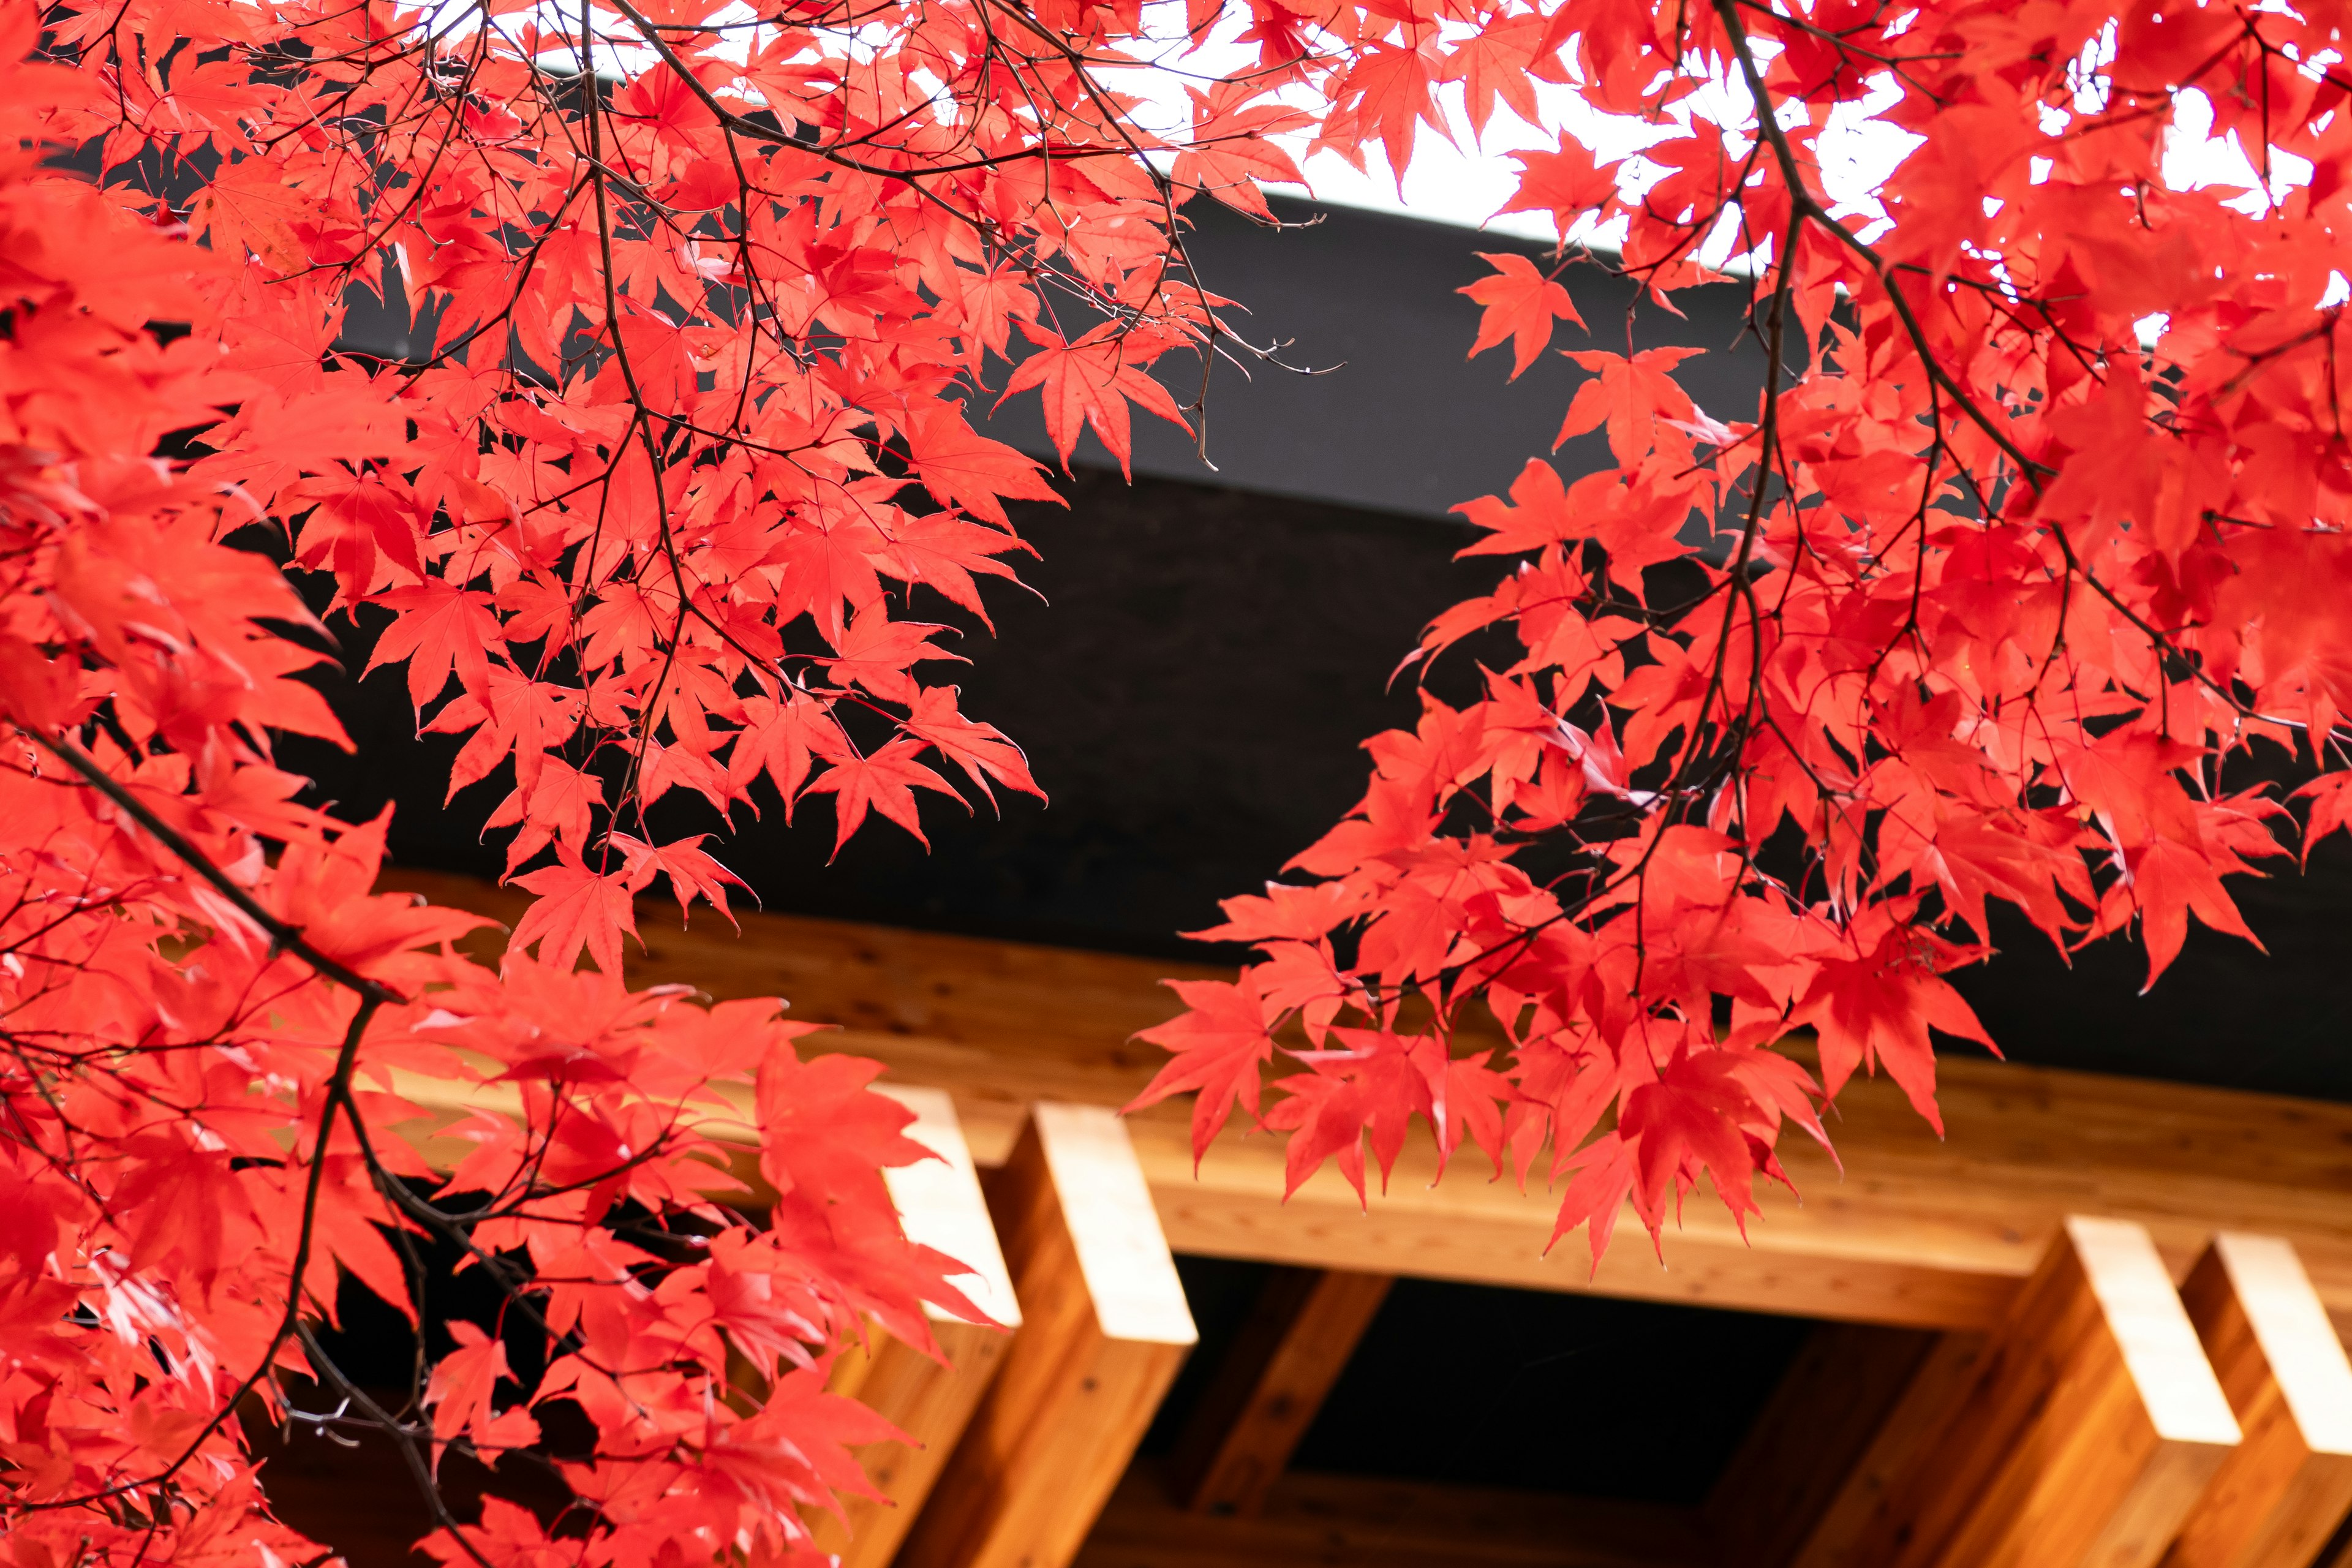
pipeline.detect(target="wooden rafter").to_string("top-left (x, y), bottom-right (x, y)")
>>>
top-left (2166, 1233), bottom-right (2352, 1568)
top-left (1842, 1216), bottom-right (2242, 1568)
top-left (895, 1104), bottom-right (1197, 1568)
top-left (1166, 1267), bottom-right (1393, 1515)
top-left (809, 1087), bottom-right (1021, 1568)
top-left (1785, 1332), bottom-right (1991, 1568)
top-left (1702, 1322), bottom-right (1940, 1566)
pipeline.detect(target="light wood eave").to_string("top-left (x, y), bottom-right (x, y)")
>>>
top-left (377, 869), bottom-right (2352, 1333)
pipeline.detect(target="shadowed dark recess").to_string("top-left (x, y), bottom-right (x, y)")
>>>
top-left (285, 465), bottom-right (1510, 956)
top-left (1289, 1277), bottom-right (1812, 1505)
top-left (1134, 1257), bottom-right (1815, 1506)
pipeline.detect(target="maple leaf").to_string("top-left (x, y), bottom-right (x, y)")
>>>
top-left (1441, 16), bottom-right (1549, 139)
top-left (2108, 832), bottom-right (2272, 991)
top-left (755, 1051), bottom-right (933, 1220)
top-left (773, 510), bottom-right (889, 648)
top-left (900, 685), bottom-right (1042, 808)
top-left (1556, 347), bottom-right (1703, 466)
top-left (902, 401), bottom-right (1060, 527)
top-left (800, 737), bottom-right (964, 856)
top-left (510, 845), bottom-right (643, 974)
top-left (366, 582), bottom-right (503, 709)
top-left (421, 1497), bottom-right (570, 1568)
top-left (2296, 773), bottom-right (2352, 862)
top-left (611, 831), bottom-right (751, 925)
top-left (1127, 973), bottom-right (1283, 1155)
top-left (729, 692), bottom-right (857, 818)
top-left (1172, 81), bottom-right (1313, 219)
top-left (1461, 253), bottom-right (1585, 379)
top-left (818, 604), bottom-right (964, 703)
top-left (878, 508), bottom-right (1034, 628)
top-left (1618, 1047), bottom-right (1780, 1235)
top-left (1498, 135), bottom-right (1621, 233)
top-left (998, 323), bottom-right (1191, 477)
top-left (1791, 925), bottom-right (1996, 1134)
top-left (426, 666), bottom-right (585, 800)
top-left (1327, 42), bottom-right (1450, 193)
top-left (1547, 1132), bottom-right (1638, 1273)
top-left (423, 1321), bottom-right (514, 1464)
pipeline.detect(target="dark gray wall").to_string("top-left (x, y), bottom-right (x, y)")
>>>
top-left (297, 197), bottom-right (2352, 1106)
top-left (980, 195), bottom-right (1765, 521)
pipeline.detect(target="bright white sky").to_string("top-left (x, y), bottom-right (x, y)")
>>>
top-left (1275, 126), bottom-right (1562, 243)
top-left (539, 0), bottom-right (2311, 257)
top-left (1110, 4), bottom-right (2308, 254)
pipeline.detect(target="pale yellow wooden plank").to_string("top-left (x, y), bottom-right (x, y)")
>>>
top-left (811, 1087), bottom-right (1018, 1568)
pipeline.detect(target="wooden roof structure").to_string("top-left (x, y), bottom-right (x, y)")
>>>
top-left (260, 869), bottom-right (2352, 1568)
top-left (292, 195), bottom-right (2352, 1568)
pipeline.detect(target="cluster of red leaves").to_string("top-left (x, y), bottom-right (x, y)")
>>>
top-left (1140, 0), bottom-right (2352, 1264)
top-left (6, 0), bottom-right (1651, 1556)
top-left (15, 0), bottom-right (2352, 1549)
top-left (0, 18), bottom-right (981, 1568)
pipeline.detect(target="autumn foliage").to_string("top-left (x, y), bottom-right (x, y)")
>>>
top-left (7, 0), bottom-right (2352, 1558)
top-left (0, 31), bottom-right (981, 1563)
top-left (1138, 0), bottom-right (2352, 1267)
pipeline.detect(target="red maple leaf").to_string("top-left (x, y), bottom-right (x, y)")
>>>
top-left (1498, 135), bottom-right (1621, 232)
top-left (800, 737), bottom-right (964, 855)
top-left (1128, 973), bottom-right (1284, 1155)
top-left (900, 685), bottom-right (1042, 808)
top-left (510, 845), bottom-right (643, 974)
top-left (1461, 253), bottom-right (1585, 379)
top-left (998, 322), bottom-right (1191, 475)
top-left (423, 1321), bottom-right (515, 1463)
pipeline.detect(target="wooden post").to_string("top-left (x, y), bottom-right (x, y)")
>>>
top-left (1850, 1216), bottom-right (2242, 1568)
top-left (2161, 1233), bottom-right (2352, 1568)
top-left (896, 1102), bottom-right (1197, 1568)
top-left (1166, 1267), bottom-right (1393, 1515)
top-left (810, 1086), bottom-right (1022, 1568)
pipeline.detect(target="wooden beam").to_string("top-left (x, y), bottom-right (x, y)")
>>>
top-left (377, 871), bottom-right (2352, 1333)
top-left (895, 1104), bottom-right (1197, 1568)
top-left (1701, 1323), bottom-right (1940, 1567)
top-left (1076, 1463), bottom-right (1716, 1568)
top-left (2163, 1233), bottom-right (2352, 1568)
top-left (810, 1087), bottom-right (1020, 1568)
top-left (1843, 1216), bottom-right (2242, 1568)
top-left (1166, 1267), bottom-right (1392, 1515)
top-left (1787, 1333), bottom-right (1991, 1568)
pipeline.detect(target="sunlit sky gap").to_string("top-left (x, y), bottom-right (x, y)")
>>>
top-left (485, 0), bottom-right (2332, 282)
